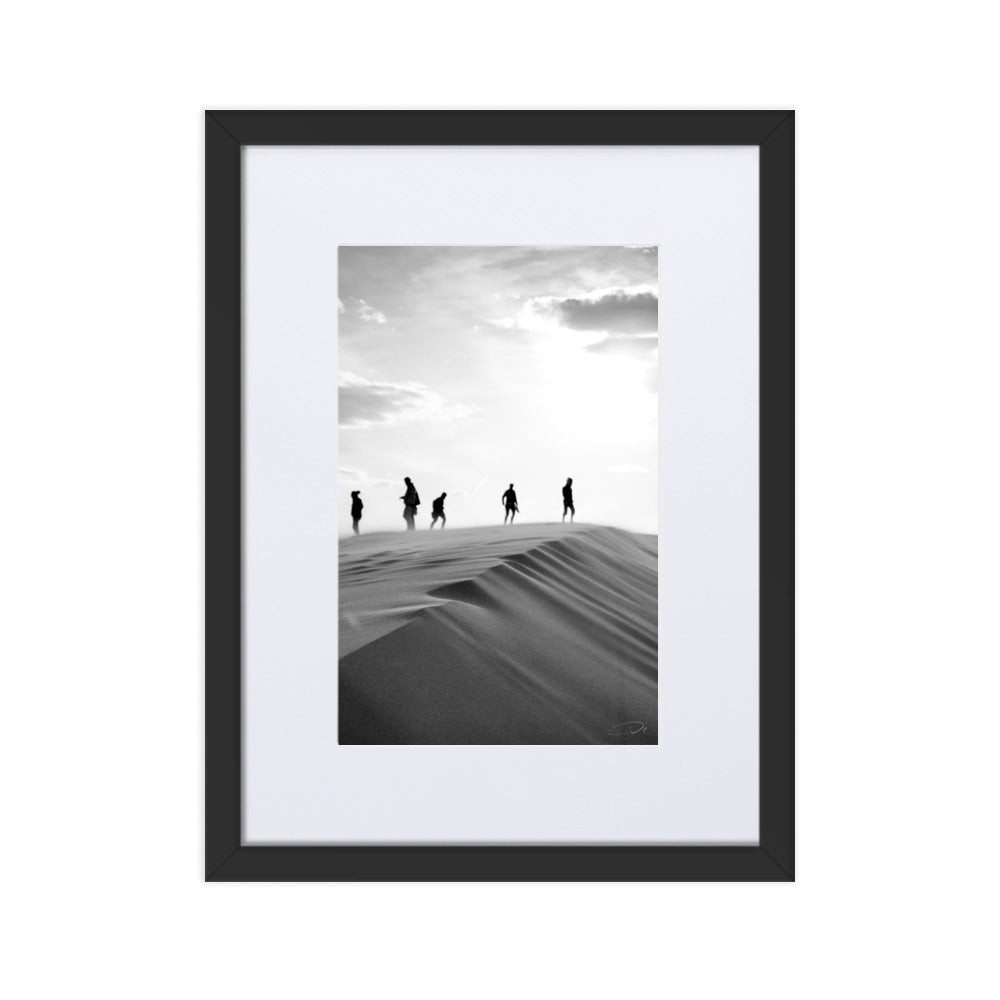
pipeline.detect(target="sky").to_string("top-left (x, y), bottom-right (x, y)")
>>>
top-left (338, 246), bottom-right (658, 535)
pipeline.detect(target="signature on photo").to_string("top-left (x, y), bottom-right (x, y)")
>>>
top-left (608, 721), bottom-right (648, 737)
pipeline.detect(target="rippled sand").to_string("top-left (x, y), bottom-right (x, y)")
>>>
top-left (339, 524), bottom-right (657, 745)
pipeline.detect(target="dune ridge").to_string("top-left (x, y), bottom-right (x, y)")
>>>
top-left (338, 524), bottom-right (657, 745)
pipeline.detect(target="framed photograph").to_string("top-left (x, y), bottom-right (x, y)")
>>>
top-left (206, 111), bottom-right (793, 880)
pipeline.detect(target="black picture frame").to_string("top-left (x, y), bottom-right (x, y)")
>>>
top-left (206, 110), bottom-right (794, 881)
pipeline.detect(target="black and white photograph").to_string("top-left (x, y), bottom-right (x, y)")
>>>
top-left (337, 246), bottom-right (659, 745)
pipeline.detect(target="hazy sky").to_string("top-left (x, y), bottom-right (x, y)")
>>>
top-left (338, 246), bottom-right (658, 534)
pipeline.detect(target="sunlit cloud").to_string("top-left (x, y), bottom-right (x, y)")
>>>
top-left (339, 371), bottom-right (476, 429)
top-left (557, 290), bottom-right (657, 333)
top-left (489, 285), bottom-right (657, 341)
top-left (586, 334), bottom-right (658, 358)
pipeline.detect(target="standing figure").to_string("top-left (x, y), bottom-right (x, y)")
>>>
top-left (502, 483), bottom-right (518, 524)
top-left (350, 490), bottom-right (363, 535)
top-left (400, 476), bottom-right (420, 530)
top-left (562, 477), bottom-right (575, 523)
top-left (430, 492), bottom-right (447, 529)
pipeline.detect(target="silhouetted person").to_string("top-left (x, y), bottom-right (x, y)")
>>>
top-left (350, 490), bottom-right (363, 535)
top-left (562, 477), bottom-right (575, 523)
top-left (502, 483), bottom-right (518, 524)
top-left (430, 492), bottom-right (447, 529)
top-left (400, 476), bottom-right (420, 530)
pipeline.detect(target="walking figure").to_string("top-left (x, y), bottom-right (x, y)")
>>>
top-left (430, 492), bottom-right (447, 529)
top-left (350, 490), bottom-right (363, 535)
top-left (562, 477), bottom-right (575, 523)
top-left (400, 476), bottom-right (420, 530)
top-left (502, 483), bottom-right (519, 524)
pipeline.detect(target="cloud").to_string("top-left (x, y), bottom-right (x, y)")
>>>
top-left (556, 291), bottom-right (657, 333)
top-left (487, 286), bottom-right (658, 340)
top-left (338, 297), bottom-right (386, 324)
top-left (339, 466), bottom-right (394, 488)
top-left (484, 248), bottom-right (543, 269)
top-left (339, 372), bottom-right (476, 429)
top-left (585, 334), bottom-right (658, 358)
top-left (356, 299), bottom-right (387, 324)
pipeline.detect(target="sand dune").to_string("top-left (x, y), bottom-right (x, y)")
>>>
top-left (338, 524), bottom-right (657, 745)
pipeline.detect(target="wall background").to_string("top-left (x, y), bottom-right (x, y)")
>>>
top-left (2, 2), bottom-right (997, 997)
